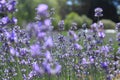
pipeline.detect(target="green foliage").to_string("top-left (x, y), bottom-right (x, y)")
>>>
top-left (65, 12), bottom-right (83, 30)
top-left (101, 19), bottom-right (116, 29)
top-left (81, 15), bottom-right (92, 28)
top-left (52, 14), bottom-right (61, 30)
top-left (15, 0), bottom-right (36, 26)
top-left (16, 0), bottom-right (60, 26)
top-left (65, 12), bottom-right (93, 30)
top-left (57, 0), bottom-right (68, 19)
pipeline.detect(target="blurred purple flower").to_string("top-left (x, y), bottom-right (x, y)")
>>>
top-left (10, 47), bottom-right (16, 56)
top-left (94, 7), bottom-right (103, 17)
top-left (44, 37), bottom-right (53, 49)
top-left (0, 0), bottom-right (6, 4)
top-left (82, 58), bottom-right (89, 65)
top-left (73, 43), bottom-right (83, 50)
top-left (28, 71), bottom-right (34, 79)
top-left (89, 56), bottom-right (94, 64)
top-left (44, 19), bottom-right (51, 26)
top-left (0, 4), bottom-right (2, 12)
top-left (38, 32), bottom-right (46, 40)
top-left (101, 62), bottom-right (108, 69)
top-left (42, 60), bottom-right (61, 75)
top-left (38, 21), bottom-right (43, 27)
top-left (12, 17), bottom-right (17, 24)
top-left (30, 44), bottom-right (41, 57)
top-left (32, 62), bottom-right (44, 74)
top-left (45, 51), bottom-right (52, 61)
top-left (10, 30), bottom-right (17, 42)
top-left (4, 30), bottom-right (10, 39)
top-left (58, 35), bottom-right (65, 42)
top-left (98, 31), bottom-right (105, 38)
top-left (116, 23), bottom-right (120, 32)
top-left (100, 45), bottom-right (109, 53)
top-left (36, 4), bottom-right (48, 16)
top-left (7, 0), bottom-right (16, 12)
top-left (20, 48), bottom-right (27, 56)
top-left (117, 32), bottom-right (120, 42)
top-left (1, 16), bottom-right (9, 25)
top-left (91, 23), bottom-right (98, 32)
top-left (86, 35), bottom-right (92, 41)
top-left (68, 30), bottom-right (74, 36)
top-left (98, 21), bottom-right (104, 29)
top-left (50, 63), bottom-right (61, 75)
top-left (68, 30), bottom-right (78, 42)
top-left (58, 20), bottom-right (64, 31)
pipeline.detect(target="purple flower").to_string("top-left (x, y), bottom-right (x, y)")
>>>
top-left (89, 56), bottom-right (94, 64)
top-left (68, 30), bottom-right (78, 42)
top-left (100, 45), bottom-right (109, 54)
top-left (50, 63), bottom-right (61, 75)
top-left (4, 30), bottom-right (10, 39)
top-left (36, 4), bottom-right (48, 16)
top-left (91, 23), bottom-right (98, 32)
top-left (42, 60), bottom-right (50, 72)
top-left (58, 35), bottom-right (65, 42)
top-left (0, 4), bottom-right (3, 12)
top-left (98, 21), bottom-right (104, 29)
top-left (10, 47), bottom-right (16, 56)
top-left (44, 37), bottom-right (53, 49)
top-left (82, 58), bottom-right (89, 65)
top-left (45, 51), bottom-right (52, 61)
top-left (101, 62), bottom-right (108, 69)
top-left (73, 43), bottom-right (83, 50)
top-left (11, 17), bottom-right (17, 24)
top-left (38, 21), bottom-right (43, 27)
top-left (117, 32), bottom-right (120, 42)
top-left (30, 44), bottom-right (41, 57)
top-left (42, 60), bottom-right (61, 75)
top-left (20, 48), bottom-right (27, 56)
top-left (58, 20), bottom-right (64, 31)
top-left (94, 7), bottom-right (103, 17)
top-left (98, 31), bottom-right (105, 38)
top-left (1, 16), bottom-right (9, 25)
top-left (86, 35), bottom-right (92, 41)
top-left (37, 32), bottom-right (46, 40)
top-left (7, 0), bottom-right (16, 12)
top-left (28, 71), bottom-right (35, 79)
top-left (10, 30), bottom-right (17, 42)
top-left (116, 23), bottom-right (120, 31)
top-left (32, 62), bottom-right (44, 74)
top-left (44, 19), bottom-right (51, 26)
top-left (0, 0), bottom-right (6, 4)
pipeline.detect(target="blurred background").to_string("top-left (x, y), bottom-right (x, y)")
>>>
top-left (15, 0), bottom-right (120, 30)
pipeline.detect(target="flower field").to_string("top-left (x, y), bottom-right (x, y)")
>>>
top-left (0, 0), bottom-right (120, 80)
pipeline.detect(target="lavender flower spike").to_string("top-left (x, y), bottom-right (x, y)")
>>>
top-left (36, 4), bottom-right (48, 16)
top-left (30, 44), bottom-right (41, 57)
top-left (94, 7), bottom-right (103, 17)
top-left (44, 37), bottom-right (53, 49)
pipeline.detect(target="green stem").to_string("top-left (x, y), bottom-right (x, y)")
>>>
top-left (16, 57), bottom-right (23, 80)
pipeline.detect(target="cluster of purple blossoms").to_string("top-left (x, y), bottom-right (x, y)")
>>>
top-left (0, 0), bottom-right (17, 26)
top-left (94, 7), bottom-right (103, 17)
top-left (27, 4), bottom-right (61, 79)
top-left (91, 21), bottom-right (105, 39)
top-left (0, 0), bottom-right (17, 12)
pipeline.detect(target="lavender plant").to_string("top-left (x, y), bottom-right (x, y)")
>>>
top-left (0, 1), bottom-right (120, 80)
